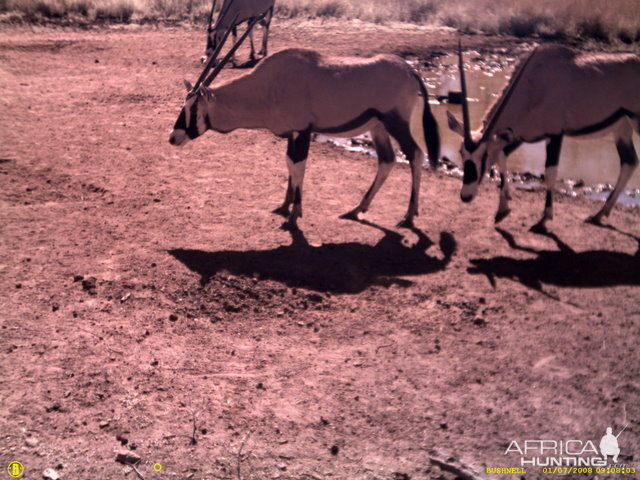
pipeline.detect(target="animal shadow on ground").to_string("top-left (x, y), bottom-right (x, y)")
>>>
top-left (468, 226), bottom-right (640, 293)
top-left (233, 57), bottom-right (261, 69)
top-left (170, 222), bottom-right (456, 294)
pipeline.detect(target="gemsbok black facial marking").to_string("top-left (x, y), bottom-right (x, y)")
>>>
top-left (463, 160), bottom-right (478, 185)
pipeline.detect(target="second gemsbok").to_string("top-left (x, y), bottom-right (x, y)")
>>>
top-left (448, 43), bottom-right (640, 231)
top-left (202, 0), bottom-right (275, 65)
top-left (170, 27), bottom-right (440, 231)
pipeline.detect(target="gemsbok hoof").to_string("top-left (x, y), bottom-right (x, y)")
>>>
top-left (272, 205), bottom-right (290, 217)
top-left (494, 209), bottom-right (511, 224)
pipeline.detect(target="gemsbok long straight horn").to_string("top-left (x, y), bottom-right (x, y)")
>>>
top-left (457, 40), bottom-right (473, 152)
top-left (169, 47), bottom-right (441, 231)
top-left (447, 44), bottom-right (640, 231)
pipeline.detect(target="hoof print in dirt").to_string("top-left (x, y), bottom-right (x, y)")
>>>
top-left (45, 403), bottom-right (63, 413)
top-left (391, 473), bottom-right (410, 480)
top-left (80, 276), bottom-right (97, 294)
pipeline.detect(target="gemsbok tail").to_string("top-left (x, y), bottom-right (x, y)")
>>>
top-left (410, 73), bottom-right (441, 170)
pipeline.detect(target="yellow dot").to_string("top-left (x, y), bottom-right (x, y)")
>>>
top-left (153, 463), bottom-right (162, 472)
top-left (7, 461), bottom-right (25, 478)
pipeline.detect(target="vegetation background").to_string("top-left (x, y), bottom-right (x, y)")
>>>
top-left (2, 0), bottom-right (640, 45)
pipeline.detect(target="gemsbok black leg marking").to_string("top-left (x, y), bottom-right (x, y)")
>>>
top-left (283, 129), bottom-right (311, 230)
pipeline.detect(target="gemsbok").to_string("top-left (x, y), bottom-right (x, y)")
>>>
top-left (202, 0), bottom-right (274, 65)
top-left (170, 17), bottom-right (440, 231)
top-left (447, 43), bottom-right (640, 231)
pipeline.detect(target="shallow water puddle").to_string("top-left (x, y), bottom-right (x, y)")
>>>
top-left (316, 50), bottom-right (640, 207)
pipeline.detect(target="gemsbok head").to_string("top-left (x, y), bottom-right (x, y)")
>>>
top-left (170, 17), bottom-right (440, 231)
top-left (448, 42), bottom-right (640, 232)
top-left (202, 0), bottom-right (275, 65)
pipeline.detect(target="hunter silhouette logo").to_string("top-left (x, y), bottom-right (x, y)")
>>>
top-left (600, 425), bottom-right (627, 463)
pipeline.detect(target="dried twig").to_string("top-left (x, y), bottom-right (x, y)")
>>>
top-left (375, 342), bottom-right (395, 353)
top-left (236, 434), bottom-right (250, 480)
top-left (429, 451), bottom-right (487, 480)
top-left (130, 462), bottom-right (145, 480)
top-left (190, 410), bottom-right (198, 445)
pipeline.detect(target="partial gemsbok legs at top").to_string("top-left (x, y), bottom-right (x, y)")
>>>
top-left (202, 0), bottom-right (274, 65)
top-left (170, 16), bottom-right (440, 231)
top-left (447, 42), bottom-right (640, 232)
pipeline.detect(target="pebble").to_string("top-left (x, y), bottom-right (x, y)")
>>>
top-left (43, 468), bottom-right (60, 480)
top-left (25, 437), bottom-right (39, 447)
top-left (115, 451), bottom-right (141, 465)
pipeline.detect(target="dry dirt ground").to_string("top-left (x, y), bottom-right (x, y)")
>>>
top-left (1, 19), bottom-right (639, 480)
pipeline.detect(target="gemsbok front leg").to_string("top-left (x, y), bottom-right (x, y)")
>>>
top-left (588, 120), bottom-right (639, 225)
top-left (531, 135), bottom-right (563, 232)
top-left (273, 177), bottom-right (293, 217)
top-left (495, 150), bottom-right (511, 223)
top-left (283, 129), bottom-right (311, 231)
top-left (341, 124), bottom-right (396, 221)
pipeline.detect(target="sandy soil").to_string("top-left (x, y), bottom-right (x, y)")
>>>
top-left (1, 19), bottom-right (639, 480)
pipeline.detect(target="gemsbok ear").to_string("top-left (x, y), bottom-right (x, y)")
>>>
top-left (183, 79), bottom-right (193, 92)
top-left (447, 111), bottom-right (465, 137)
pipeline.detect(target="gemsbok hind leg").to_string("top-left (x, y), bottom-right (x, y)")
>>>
top-left (282, 129), bottom-right (311, 231)
top-left (531, 135), bottom-right (563, 233)
top-left (588, 119), bottom-right (638, 225)
top-left (248, 25), bottom-right (257, 61)
top-left (258, 8), bottom-right (272, 57)
top-left (341, 124), bottom-right (395, 221)
top-left (387, 122), bottom-right (423, 228)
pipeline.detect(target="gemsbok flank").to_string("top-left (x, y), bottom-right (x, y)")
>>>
top-left (169, 16), bottom-right (440, 231)
top-left (202, 0), bottom-right (274, 65)
top-left (447, 43), bottom-right (640, 231)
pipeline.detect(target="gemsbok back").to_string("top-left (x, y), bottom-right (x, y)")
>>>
top-left (170, 18), bottom-right (440, 231)
top-left (202, 0), bottom-right (274, 65)
top-left (447, 43), bottom-right (640, 232)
